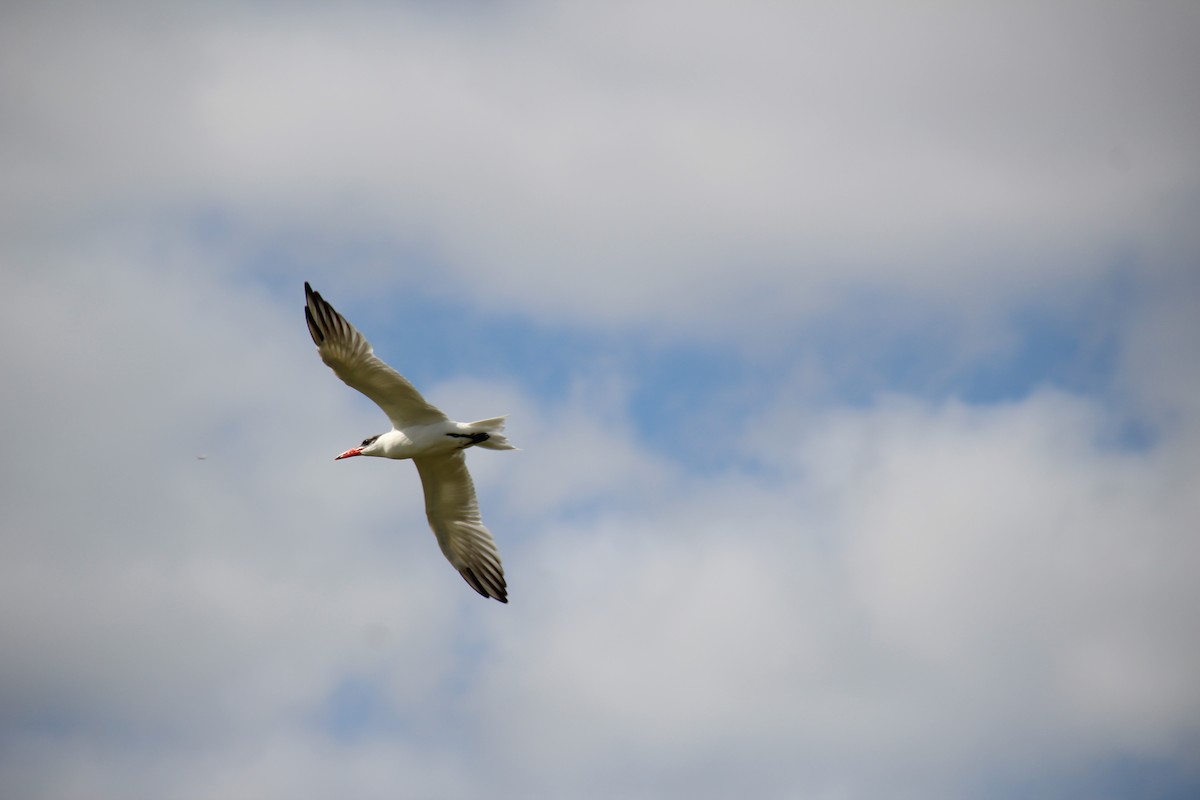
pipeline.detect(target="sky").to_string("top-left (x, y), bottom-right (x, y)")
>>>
top-left (2, 1), bottom-right (1199, 797)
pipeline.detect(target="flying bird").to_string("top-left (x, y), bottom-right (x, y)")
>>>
top-left (304, 282), bottom-right (514, 602)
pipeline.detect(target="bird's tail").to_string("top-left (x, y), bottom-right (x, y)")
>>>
top-left (466, 416), bottom-right (518, 450)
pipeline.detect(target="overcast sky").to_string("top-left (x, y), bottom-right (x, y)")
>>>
top-left (2, 1), bottom-right (1199, 798)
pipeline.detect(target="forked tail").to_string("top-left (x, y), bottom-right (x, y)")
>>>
top-left (466, 416), bottom-right (518, 450)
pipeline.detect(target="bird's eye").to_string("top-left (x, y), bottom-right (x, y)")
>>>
top-left (361, 435), bottom-right (379, 447)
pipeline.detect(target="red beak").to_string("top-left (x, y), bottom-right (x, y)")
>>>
top-left (335, 447), bottom-right (363, 460)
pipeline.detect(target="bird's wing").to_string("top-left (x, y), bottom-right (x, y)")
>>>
top-left (413, 451), bottom-right (508, 603)
top-left (305, 282), bottom-right (448, 428)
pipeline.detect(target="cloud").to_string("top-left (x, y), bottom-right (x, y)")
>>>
top-left (1, 2), bottom-right (1198, 798)
top-left (458, 386), bottom-right (1199, 795)
top-left (3, 236), bottom-right (1199, 798)
top-left (4, 1), bottom-right (1198, 331)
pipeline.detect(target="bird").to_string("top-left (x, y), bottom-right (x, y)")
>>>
top-left (304, 282), bottom-right (515, 602)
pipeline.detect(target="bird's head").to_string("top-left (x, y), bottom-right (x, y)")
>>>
top-left (336, 433), bottom-right (384, 460)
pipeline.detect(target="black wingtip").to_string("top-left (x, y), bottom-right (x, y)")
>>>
top-left (460, 567), bottom-right (509, 603)
top-left (304, 305), bottom-right (324, 345)
top-left (304, 281), bottom-right (324, 311)
top-left (304, 282), bottom-right (340, 347)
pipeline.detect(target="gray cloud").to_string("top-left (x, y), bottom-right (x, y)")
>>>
top-left (3, 234), bottom-right (1198, 798)
top-left (470, 391), bottom-right (1200, 797)
top-left (2, 2), bottom-right (1198, 798)
top-left (4, 2), bottom-right (1197, 330)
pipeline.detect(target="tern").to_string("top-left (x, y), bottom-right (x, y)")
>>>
top-left (304, 282), bottom-right (514, 603)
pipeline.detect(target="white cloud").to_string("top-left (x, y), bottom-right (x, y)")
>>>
top-left (469, 391), bottom-right (1200, 797)
top-left (0, 242), bottom-right (462, 751)
top-left (4, 1), bottom-right (1197, 332)
top-left (1, 2), bottom-right (1198, 798)
top-left (2, 232), bottom-right (1198, 798)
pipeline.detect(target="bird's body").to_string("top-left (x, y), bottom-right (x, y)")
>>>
top-left (304, 282), bottom-right (514, 603)
top-left (345, 420), bottom-right (511, 461)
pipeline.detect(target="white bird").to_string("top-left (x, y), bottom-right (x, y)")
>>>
top-left (304, 282), bottom-right (515, 603)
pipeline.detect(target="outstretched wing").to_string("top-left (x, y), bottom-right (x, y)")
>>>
top-left (305, 282), bottom-right (447, 428)
top-left (413, 451), bottom-right (508, 603)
